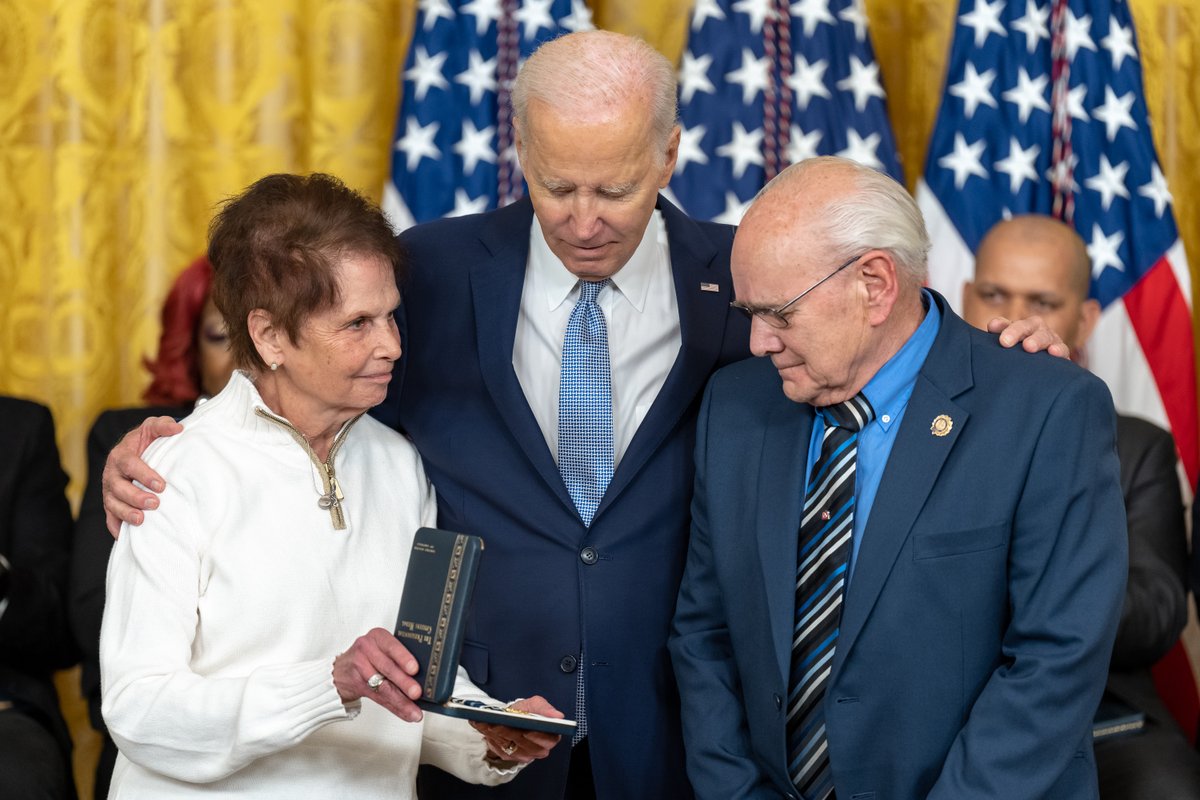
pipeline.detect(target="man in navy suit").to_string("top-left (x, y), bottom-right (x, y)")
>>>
top-left (378, 31), bottom-right (751, 799)
top-left (101, 35), bottom-right (1064, 800)
top-left (670, 157), bottom-right (1127, 799)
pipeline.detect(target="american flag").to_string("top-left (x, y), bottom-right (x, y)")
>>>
top-left (918, 0), bottom-right (1198, 491)
top-left (383, 0), bottom-right (593, 231)
top-left (669, 0), bottom-right (902, 224)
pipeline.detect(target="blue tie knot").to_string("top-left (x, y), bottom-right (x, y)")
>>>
top-left (578, 279), bottom-right (609, 305)
top-left (820, 392), bottom-right (875, 432)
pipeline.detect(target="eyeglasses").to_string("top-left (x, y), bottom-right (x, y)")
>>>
top-left (730, 252), bottom-right (868, 329)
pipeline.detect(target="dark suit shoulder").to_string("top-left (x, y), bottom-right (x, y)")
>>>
top-left (957, 313), bottom-right (1112, 402)
top-left (1116, 414), bottom-right (1175, 455)
top-left (656, 190), bottom-right (734, 239)
top-left (399, 209), bottom-right (487, 247)
top-left (709, 355), bottom-right (777, 386)
top-left (705, 356), bottom-right (791, 414)
top-left (399, 199), bottom-right (531, 256)
top-left (686, 219), bottom-right (737, 273)
top-left (0, 396), bottom-right (54, 433)
top-left (88, 406), bottom-right (187, 455)
top-left (0, 397), bottom-right (66, 494)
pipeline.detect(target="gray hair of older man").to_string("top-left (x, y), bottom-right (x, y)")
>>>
top-left (511, 30), bottom-right (678, 165)
top-left (760, 156), bottom-right (932, 288)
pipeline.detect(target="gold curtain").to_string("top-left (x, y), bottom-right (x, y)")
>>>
top-left (0, 0), bottom-right (415, 505)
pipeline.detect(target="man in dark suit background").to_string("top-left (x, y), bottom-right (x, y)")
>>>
top-left (671, 157), bottom-right (1126, 799)
top-left (962, 214), bottom-right (1200, 799)
top-left (99, 33), bottom-right (1064, 800)
top-left (0, 397), bottom-right (78, 799)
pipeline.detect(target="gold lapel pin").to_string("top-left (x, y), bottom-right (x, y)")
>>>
top-left (930, 414), bottom-right (953, 437)
top-left (700, 282), bottom-right (719, 292)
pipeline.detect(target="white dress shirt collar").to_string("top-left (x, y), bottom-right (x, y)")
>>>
top-left (528, 210), bottom-right (666, 312)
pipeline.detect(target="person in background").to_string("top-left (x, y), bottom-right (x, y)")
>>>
top-left (0, 397), bottom-right (78, 800)
top-left (142, 255), bottom-right (236, 409)
top-left (70, 255), bottom-right (235, 798)
top-left (670, 158), bottom-right (1125, 799)
top-left (98, 33), bottom-right (1065, 800)
top-left (1193, 492), bottom-right (1199, 746)
top-left (962, 214), bottom-right (1200, 799)
top-left (98, 172), bottom-right (559, 798)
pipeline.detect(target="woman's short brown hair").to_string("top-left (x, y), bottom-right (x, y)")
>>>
top-left (207, 173), bottom-right (404, 370)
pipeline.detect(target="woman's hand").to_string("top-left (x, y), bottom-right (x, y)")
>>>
top-left (470, 696), bottom-right (563, 764)
top-left (333, 628), bottom-right (425, 722)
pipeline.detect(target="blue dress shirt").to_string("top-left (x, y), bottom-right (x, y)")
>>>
top-left (805, 290), bottom-right (942, 579)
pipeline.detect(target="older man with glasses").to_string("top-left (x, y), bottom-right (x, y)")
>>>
top-left (671, 156), bottom-right (1127, 800)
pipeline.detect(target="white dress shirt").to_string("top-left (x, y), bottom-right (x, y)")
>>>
top-left (512, 210), bottom-right (681, 466)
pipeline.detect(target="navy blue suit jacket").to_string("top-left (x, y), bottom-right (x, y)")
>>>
top-left (373, 195), bottom-right (750, 798)
top-left (669, 293), bottom-right (1127, 800)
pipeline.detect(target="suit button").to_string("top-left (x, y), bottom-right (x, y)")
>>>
top-left (559, 655), bottom-right (578, 673)
top-left (774, 693), bottom-right (783, 710)
top-left (579, 547), bottom-right (598, 565)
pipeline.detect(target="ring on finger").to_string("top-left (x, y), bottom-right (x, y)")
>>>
top-left (502, 740), bottom-right (518, 756)
top-left (367, 673), bottom-right (385, 692)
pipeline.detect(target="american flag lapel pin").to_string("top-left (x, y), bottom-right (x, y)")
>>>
top-left (700, 282), bottom-right (720, 292)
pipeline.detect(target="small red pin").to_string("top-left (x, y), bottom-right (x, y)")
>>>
top-left (821, 510), bottom-right (832, 521)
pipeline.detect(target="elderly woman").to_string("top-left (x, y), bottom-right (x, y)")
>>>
top-left (99, 173), bottom-right (558, 798)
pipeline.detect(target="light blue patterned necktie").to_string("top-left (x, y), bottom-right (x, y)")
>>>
top-left (558, 278), bottom-right (612, 746)
top-left (558, 278), bottom-right (614, 528)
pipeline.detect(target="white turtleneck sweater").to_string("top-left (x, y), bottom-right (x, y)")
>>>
top-left (101, 371), bottom-right (518, 798)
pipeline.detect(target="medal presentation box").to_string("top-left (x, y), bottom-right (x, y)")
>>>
top-left (394, 527), bottom-right (576, 736)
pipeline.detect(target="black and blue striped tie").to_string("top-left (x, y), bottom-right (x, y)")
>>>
top-left (786, 392), bottom-right (874, 800)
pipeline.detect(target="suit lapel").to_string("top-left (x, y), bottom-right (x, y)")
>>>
top-left (832, 297), bottom-right (975, 675)
top-left (758, 397), bottom-right (815, 685)
top-left (596, 196), bottom-right (734, 518)
top-left (470, 199), bottom-right (579, 517)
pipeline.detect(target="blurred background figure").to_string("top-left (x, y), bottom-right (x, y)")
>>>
top-left (963, 214), bottom-right (1200, 799)
top-left (0, 397), bottom-right (79, 799)
top-left (140, 256), bottom-right (235, 409)
top-left (69, 255), bottom-right (234, 798)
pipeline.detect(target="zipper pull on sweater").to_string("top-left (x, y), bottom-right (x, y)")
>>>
top-left (254, 407), bottom-right (362, 531)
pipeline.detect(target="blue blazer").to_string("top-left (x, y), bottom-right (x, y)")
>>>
top-left (373, 195), bottom-right (750, 798)
top-left (669, 294), bottom-right (1127, 800)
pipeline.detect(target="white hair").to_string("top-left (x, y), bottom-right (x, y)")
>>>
top-left (760, 157), bottom-right (931, 286)
top-left (511, 31), bottom-right (677, 164)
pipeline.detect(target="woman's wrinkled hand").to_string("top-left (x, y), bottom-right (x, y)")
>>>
top-left (332, 628), bottom-right (425, 723)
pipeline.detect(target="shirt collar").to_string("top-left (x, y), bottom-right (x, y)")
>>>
top-left (857, 289), bottom-right (941, 433)
top-left (528, 209), bottom-right (666, 312)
